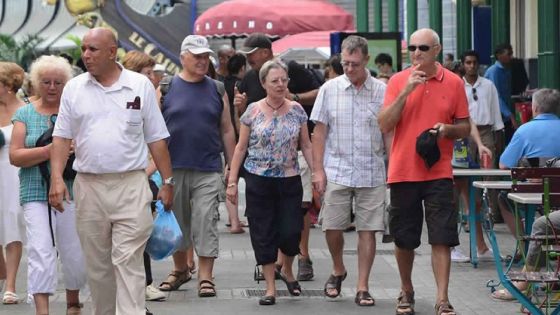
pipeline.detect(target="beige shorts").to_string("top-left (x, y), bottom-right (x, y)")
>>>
top-left (173, 169), bottom-right (221, 257)
top-left (298, 151), bottom-right (312, 203)
top-left (320, 182), bottom-right (386, 232)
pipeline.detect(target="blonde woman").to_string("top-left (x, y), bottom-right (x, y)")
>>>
top-left (10, 55), bottom-right (86, 315)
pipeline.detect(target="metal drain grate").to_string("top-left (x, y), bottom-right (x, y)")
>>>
top-left (243, 289), bottom-right (325, 297)
top-left (343, 249), bottom-right (396, 255)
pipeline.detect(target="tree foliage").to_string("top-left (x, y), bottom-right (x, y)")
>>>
top-left (0, 34), bottom-right (43, 71)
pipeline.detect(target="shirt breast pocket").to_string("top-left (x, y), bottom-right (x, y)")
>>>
top-left (125, 110), bottom-right (143, 135)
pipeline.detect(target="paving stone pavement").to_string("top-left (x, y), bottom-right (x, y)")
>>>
top-left (0, 182), bottom-right (527, 314)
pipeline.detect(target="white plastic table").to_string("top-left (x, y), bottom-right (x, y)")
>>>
top-left (453, 169), bottom-right (511, 267)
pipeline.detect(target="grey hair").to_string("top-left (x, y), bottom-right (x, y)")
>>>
top-left (532, 88), bottom-right (560, 115)
top-left (217, 45), bottom-right (234, 56)
top-left (411, 28), bottom-right (441, 45)
top-left (29, 55), bottom-right (73, 91)
top-left (259, 59), bottom-right (288, 84)
top-left (341, 35), bottom-right (368, 56)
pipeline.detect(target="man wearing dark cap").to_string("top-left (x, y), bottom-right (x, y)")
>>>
top-left (158, 35), bottom-right (236, 297)
top-left (234, 33), bottom-right (320, 281)
top-left (378, 28), bottom-right (470, 315)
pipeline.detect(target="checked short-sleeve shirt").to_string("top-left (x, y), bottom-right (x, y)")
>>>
top-left (310, 72), bottom-right (386, 188)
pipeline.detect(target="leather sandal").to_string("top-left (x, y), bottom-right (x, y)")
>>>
top-left (435, 301), bottom-right (456, 315)
top-left (66, 302), bottom-right (83, 315)
top-left (396, 291), bottom-right (415, 315)
top-left (198, 279), bottom-right (217, 297)
top-left (355, 290), bottom-right (375, 306)
top-left (259, 295), bottom-right (276, 305)
top-left (159, 269), bottom-right (191, 291)
top-left (2, 291), bottom-right (18, 304)
top-left (276, 270), bottom-right (301, 296)
top-left (323, 271), bottom-right (347, 298)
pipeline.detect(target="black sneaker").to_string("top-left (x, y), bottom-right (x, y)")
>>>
top-left (297, 258), bottom-right (314, 281)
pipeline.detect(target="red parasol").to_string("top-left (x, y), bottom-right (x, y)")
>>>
top-left (194, 0), bottom-right (354, 38)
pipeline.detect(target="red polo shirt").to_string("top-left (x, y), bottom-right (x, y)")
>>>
top-left (383, 64), bottom-right (470, 183)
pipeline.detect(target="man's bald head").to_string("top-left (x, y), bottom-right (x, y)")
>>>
top-left (84, 27), bottom-right (118, 47)
top-left (81, 27), bottom-right (120, 82)
top-left (410, 28), bottom-right (440, 46)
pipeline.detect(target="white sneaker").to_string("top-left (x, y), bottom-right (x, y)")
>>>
top-left (478, 249), bottom-right (501, 261)
top-left (451, 248), bottom-right (470, 263)
top-left (145, 284), bottom-right (166, 301)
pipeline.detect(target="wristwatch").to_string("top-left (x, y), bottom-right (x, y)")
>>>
top-left (292, 93), bottom-right (300, 102)
top-left (163, 177), bottom-right (175, 186)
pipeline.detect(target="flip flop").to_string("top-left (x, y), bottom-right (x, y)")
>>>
top-left (230, 227), bottom-right (245, 234)
top-left (226, 221), bottom-right (249, 228)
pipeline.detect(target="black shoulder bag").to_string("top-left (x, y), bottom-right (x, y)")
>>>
top-left (35, 114), bottom-right (76, 246)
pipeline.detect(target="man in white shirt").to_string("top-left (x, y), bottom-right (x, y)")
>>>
top-left (49, 28), bottom-right (174, 315)
top-left (462, 50), bottom-right (504, 162)
top-left (451, 50), bottom-right (505, 263)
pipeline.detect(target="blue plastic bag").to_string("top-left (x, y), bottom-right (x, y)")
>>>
top-left (146, 201), bottom-right (183, 260)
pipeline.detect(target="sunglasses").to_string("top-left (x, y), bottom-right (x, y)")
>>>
top-left (407, 45), bottom-right (435, 52)
top-left (472, 88), bottom-right (478, 101)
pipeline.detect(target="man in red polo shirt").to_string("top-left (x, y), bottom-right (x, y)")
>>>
top-left (378, 28), bottom-right (470, 315)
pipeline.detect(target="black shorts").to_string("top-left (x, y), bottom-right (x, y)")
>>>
top-left (389, 179), bottom-right (459, 250)
top-left (244, 172), bottom-right (303, 265)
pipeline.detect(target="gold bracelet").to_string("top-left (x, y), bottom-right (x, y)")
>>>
top-left (227, 183), bottom-right (237, 188)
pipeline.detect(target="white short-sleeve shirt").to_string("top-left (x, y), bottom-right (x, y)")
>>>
top-left (53, 66), bottom-right (170, 174)
top-left (463, 76), bottom-right (504, 131)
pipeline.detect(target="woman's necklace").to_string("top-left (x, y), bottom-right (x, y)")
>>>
top-left (264, 98), bottom-right (285, 117)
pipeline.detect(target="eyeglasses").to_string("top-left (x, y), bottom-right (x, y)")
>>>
top-left (341, 61), bottom-right (363, 68)
top-left (269, 77), bottom-right (290, 85)
top-left (407, 45), bottom-right (436, 52)
top-left (472, 87), bottom-right (478, 101)
top-left (41, 80), bottom-right (64, 87)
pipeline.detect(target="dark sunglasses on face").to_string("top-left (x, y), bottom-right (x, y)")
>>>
top-left (407, 45), bottom-right (434, 52)
top-left (472, 87), bottom-right (478, 101)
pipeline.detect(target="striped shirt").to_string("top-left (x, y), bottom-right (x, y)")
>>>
top-left (12, 103), bottom-right (73, 205)
top-left (310, 72), bottom-right (386, 188)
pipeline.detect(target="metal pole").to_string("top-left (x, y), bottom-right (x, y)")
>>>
top-left (429, 0), bottom-right (443, 62)
top-left (407, 0), bottom-right (418, 41)
top-left (491, 0), bottom-right (510, 49)
top-left (373, 0), bottom-right (382, 32)
top-left (357, 0), bottom-right (369, 32)
top-left (388, 0), bottom-right (399, 32)
top-left (538, 0), bottom-right (560, 89)
top-left (456, 0), bottom-right (472, 58)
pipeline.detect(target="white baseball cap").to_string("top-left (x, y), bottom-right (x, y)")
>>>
top-left (180, 35), bottom-right (213, 55)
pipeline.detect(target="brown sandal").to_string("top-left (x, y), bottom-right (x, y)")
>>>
top-left (198, 279), bottom-right (217, 297)
top-left (396, 291), bottom-right (415, 315)
top-left (66, 302), bottom-right (83, 315)
top-left (159, 269), bottom-right (191, 291)
top-left (355, 290), bottom-right (375, 306)
top-left (435, 301), bottom-right (456, 315)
